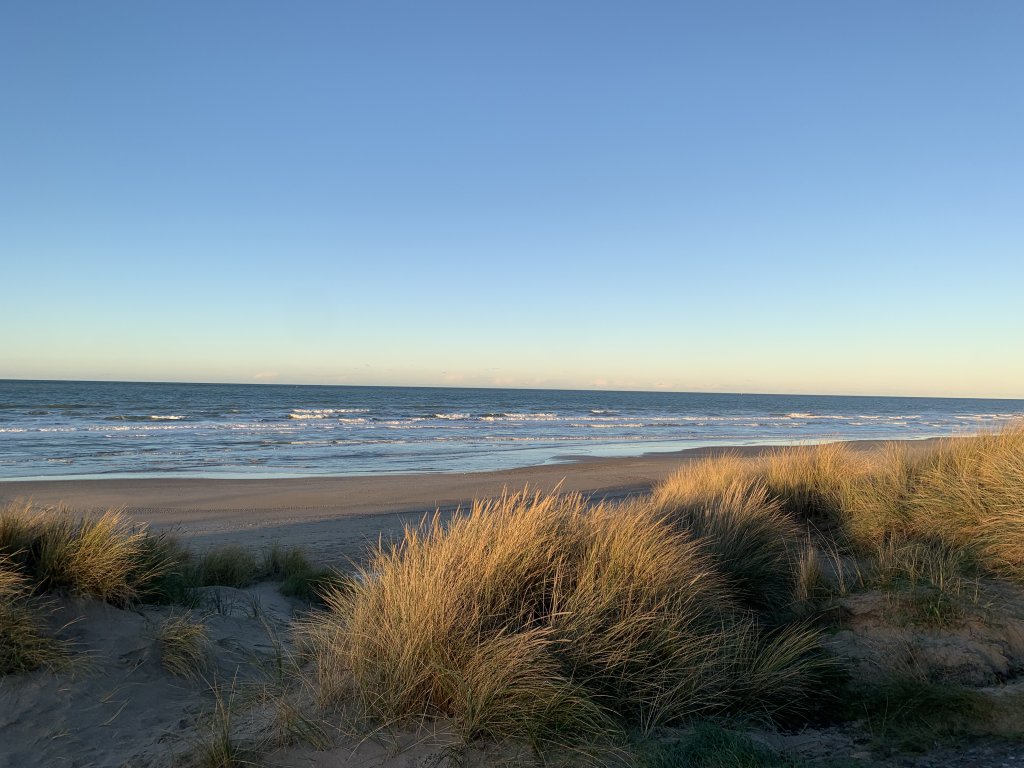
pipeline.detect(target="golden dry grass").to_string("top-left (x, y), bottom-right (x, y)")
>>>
top-left (157, 611), bottom-right (211, 680)
top-left (654, 445), bottom-right (867, 545)
top-left (759, 442), bottom-right (865, 528)
top-left (904, 428), bottom-right (1024, 579)
top-left (303, 490), bottom-right (825, 747)
top-left (652, 472), bottom-right (801, 613)
top-left (35, 511), bottom-right (153, 604)
top-left (0, 500), bottom-right (49, 562)
top-left (0, 556), bottom-right (62, 675)
top-left (0, 502), bottom-right (315, 608)
top-left (838, 442), bottom-right (922, 545)
top-left (654, 428), bottom-right (1024, 582)
top-left (0, 503), bottom-right (170, 605)
top-left (816, 427), bottom-right (1024, 580)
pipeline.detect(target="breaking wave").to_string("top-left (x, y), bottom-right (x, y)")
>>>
top-left (3, 380), bottom-right (1023, 479)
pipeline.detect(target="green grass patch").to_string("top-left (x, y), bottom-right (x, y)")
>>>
top-left (279, 567), bottom-right (349, 603)
top-left (635, 724), bottom-right (799, 768)
top-left (848, 679), bottom-right (1000, 753)
top-left (196, 544), bottom-right (260, 589)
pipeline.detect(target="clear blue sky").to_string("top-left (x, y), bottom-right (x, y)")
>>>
top-left (2, 2), bottom-right (1022, 397)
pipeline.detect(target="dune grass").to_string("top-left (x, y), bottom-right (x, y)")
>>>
top-left (296, 427), bottom-right (1024, 753)
top-left (193, 541), bottom-right (341, 598)
top-left (279, 566), bottom-right (349, 604)
top-left (845, 677), bottom-right (1017, 753)
top-left (0, 503), bottom-right (231, 606)
top-left (196, 544), bottom-right (260, 589)
top-left (157, 611), bottom-right (211, 680)
top-left (759, 442), bottom-right (864, 530)
top-left (4, 428), bottom-right (1023, 758)
top-left (657, 443), bottom-right (871, 547)
top-left (0, 503), bottom-right (173, 606)
top-left (0, 501), bottom-right (337, 610)
top-left (34, 511), bottom-right (154, 603)
top-left (656, 426), bottom-right (1024, 583)
top-left (304, 490), bottom-right (826, 749)
top-left (791, 541), bottom-right (829, 608)
top-left (653, 472), bottom-right (800, 614)
top-left (261, 543), bottom-right (349, 603)
top-left (903, 428), bottom-right (1024, 580)
top-left (636, 723), bottom-right (802, 768)
top-left (838, 429), bottom-right (1023, 582)
top-left (192, 681), bottom-right (251, 768)
top-left (0, 556), bottom-right (63, 675)
top-left (132, 530), bottom-right (200, 605)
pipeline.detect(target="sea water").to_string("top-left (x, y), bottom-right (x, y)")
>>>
top-left (1, 380), bottom-right (1022, 480)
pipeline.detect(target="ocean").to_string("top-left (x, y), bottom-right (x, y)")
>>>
top-left (1, 380), bottom-right (1022, 480)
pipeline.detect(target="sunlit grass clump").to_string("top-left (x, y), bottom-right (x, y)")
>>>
top-left (839, 427), bottom-right (1024, 580)
top-left (651, 443), bottom-right (863, 532)
top-left (304, 490), bottom-right (824, 747)
top-left (156, 611), bottom-right (210, 680)
top-left (0, 503), bottom-right (176, 606)
top-left (0, 500), bottom-right (340, 612)
top-left (655, 426), bottom-right (1024, 583)
top-left (904, 428), bottom-right (1024, 579)
top-left (653, 469), bottom-right (800, 613)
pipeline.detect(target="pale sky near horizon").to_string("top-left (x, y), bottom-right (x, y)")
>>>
top-left (2, 2), bottom-right (1023, 398)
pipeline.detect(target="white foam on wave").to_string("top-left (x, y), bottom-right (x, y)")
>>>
top-left (82, 421), bottom-right (276, 433)
top-left (478, 435), bottom-right (591, 442)
top-left (433, 413), bottom-right (471, 420)
top-left (149, 415), bottom-right (184, 421)
top-left (784, 412), bottom-right (850, 420)
top-left (954, 413), bottom-right (1019, 421)
top-left (479, 412), bottom-right (560, 422)
top-left (572, 422), bottom-right (644, 429)
top-left (852, 415), bottom-right (919, 421)
top-left (89, 424), bottom-right (191, 432)
top-left (288, 408), bottom-right (369, 419)
top-left (674, 415), bottom-right (772, 422)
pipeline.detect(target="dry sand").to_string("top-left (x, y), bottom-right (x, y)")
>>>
top-left (0, 441), bottom-right (914, 563)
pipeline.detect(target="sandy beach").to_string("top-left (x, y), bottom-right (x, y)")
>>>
top-left (4, 433), bottom-right (1024, 768)
top-left (0, 440), bottom-right (926, 563)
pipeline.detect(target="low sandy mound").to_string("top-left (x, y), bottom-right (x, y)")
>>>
top-left (0, 583), bottom-right (298, 768)
top-left (826, 582), bottom-right (1024, 687)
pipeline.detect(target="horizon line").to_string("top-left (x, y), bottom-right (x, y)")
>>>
top-left (1, 377), bottom-right (1022, 403)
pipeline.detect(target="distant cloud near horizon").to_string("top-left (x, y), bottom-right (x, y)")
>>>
top-left (253, 372), bottom-right (279, 380)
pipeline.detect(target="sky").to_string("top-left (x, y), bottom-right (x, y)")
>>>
top-left (2, 2), bottom-right (1022, 398)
